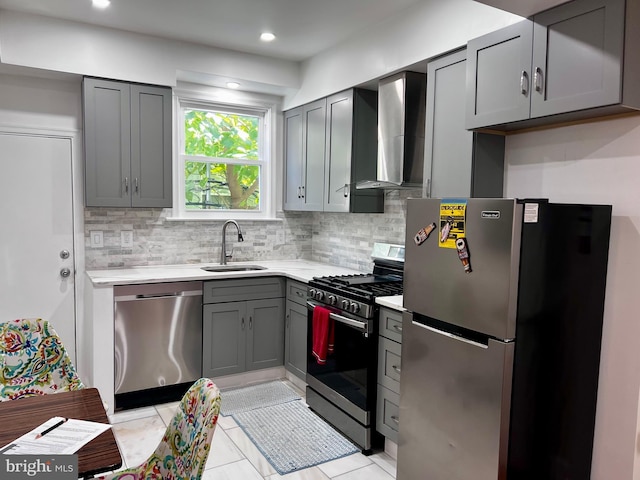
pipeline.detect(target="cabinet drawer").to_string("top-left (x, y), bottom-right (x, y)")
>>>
top-left (377, 336), bottom-right (401, 394)
top-left (379, 307), bottom-right (403, 343)
top-left (376, 385), bottom-right (400, 442)
top-left (204, 277), bottom-right (284, 304)
top-left (286, 280), bottom-right (308, 306)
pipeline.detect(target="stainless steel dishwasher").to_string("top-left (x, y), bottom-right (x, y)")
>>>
top-left (114, 281), bottom-right (203, 409)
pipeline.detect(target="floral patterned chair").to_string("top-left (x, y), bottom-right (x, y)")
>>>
top-left (99, 378), bottom-right (221, 480)
top-left (0, 318), bottom-right (85, 401)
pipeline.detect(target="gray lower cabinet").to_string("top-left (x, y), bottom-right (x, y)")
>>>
top-left (202, 278), bottom-right (285, 378)
top-left (424, 48), bottom-right (504, 199)
top-left (376, 306), bottom-right (403, 442)
top-left (83, 77), bottom-right (172, 207)
top-left (466, 0), bottom-right (640, 130)
top-left (284, 280), bottom-right (308, 380)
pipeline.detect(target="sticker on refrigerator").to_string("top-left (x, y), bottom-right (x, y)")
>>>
top-left (524, 203), bottom-right (539, 223)
top-left (414, 223), bottom-right (437, 245)
top-left (456, 237), bottom-right (472, 273)
top-left (439, 199), bottom-right (467, 249)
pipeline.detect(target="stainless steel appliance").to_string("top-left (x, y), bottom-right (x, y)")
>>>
top-left (114, 281), bottom-right (203, 409)
top-left (306, 243), bottom-right (404, 452)
top-left (356, 71), bottom-right (426, 190)
top-left (399, 198), bottom-right (611, 480)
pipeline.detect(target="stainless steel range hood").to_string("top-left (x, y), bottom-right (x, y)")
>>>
top-left (357, 71), bottom-right (426, 190)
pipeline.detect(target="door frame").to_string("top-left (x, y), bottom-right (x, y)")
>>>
top-left (0, 125), bottom-right (84, 363)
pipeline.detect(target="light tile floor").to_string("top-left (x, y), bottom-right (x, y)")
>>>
top-left (108, 380), bottom-right (397, 480)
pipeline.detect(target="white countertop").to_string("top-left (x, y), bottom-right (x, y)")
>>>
top-left (376, 295), bottom-right (405, 312)
top-left (85, 259), bottom-right (364, 286)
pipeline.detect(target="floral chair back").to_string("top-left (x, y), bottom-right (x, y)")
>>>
top-left (0, 318), bottom-right (85, 401)
top-left (99, 378), bottom-right (221, 480)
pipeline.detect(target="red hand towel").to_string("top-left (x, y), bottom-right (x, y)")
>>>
top-left (312, 306), bottom-right (335, 365)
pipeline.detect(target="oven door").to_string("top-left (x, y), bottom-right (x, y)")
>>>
top-left (306, 300), bottom-right (378, 417)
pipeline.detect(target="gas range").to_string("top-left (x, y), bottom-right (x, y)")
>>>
top-left (305, 242), bottom-right (405, 453)
top-left (307, 243), bottom-right (405, 320)
top-left (307, 273), bottom-right (403, 319)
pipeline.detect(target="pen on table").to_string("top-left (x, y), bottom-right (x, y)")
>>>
top-left (36, 418), bottom-right (68, 439)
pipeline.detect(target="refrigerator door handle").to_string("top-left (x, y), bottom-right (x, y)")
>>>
top-left (412, 320), bottom-right (488, 349)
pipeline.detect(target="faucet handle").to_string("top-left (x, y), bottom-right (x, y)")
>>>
top-left (238, 231), bottom-right (244, 242)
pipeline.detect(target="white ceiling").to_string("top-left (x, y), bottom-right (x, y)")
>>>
top-left (0, 0), bottom-right (427, 62)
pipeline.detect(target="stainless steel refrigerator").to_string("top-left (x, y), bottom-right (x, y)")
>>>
top-left (398, 198), bottom-right (611, 480)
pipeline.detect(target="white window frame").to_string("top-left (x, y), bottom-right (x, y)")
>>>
top-left (171, 86), bottom-right (278, 220)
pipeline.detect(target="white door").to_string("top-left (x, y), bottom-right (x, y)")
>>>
top-left (0, 133), bottom-right (76, 359)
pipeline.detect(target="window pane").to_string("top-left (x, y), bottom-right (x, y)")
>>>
top-left (185, 161), bottom-right (260, 210)
top-left (184, 109), bottom-right (259, 160)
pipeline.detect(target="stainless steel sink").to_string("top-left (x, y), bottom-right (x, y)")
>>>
top-left (201, 265), bottom-right (266, 272)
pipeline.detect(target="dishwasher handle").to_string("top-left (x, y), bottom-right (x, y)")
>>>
top-left (115, 289), bottom-right (203, 302)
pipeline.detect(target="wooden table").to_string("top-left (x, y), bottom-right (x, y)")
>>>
top-left (0, 388), bottom-right (122, 478)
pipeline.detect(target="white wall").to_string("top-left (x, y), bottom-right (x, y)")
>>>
top-left (505, 114), bottom-right (640, 480)
top-left (287, 0), bottom-right (522, 108)
top-left (0, 10), bottom-right (300, 92)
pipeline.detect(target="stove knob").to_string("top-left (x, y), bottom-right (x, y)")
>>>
top-left (328, 295), bottom-right (337, 306)
top-left (315, 291), bottom-right (325, 301)
top-left (350, 302), bottom-right (360, 314)
top-left (308, 288), bottom-right (316, 298)
top-left (341, 299), bottom-right (350, 310)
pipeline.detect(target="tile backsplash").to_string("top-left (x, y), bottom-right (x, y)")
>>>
top-left (84, 190), bottom-right (416, 271)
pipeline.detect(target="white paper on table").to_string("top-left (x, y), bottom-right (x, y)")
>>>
top-left (0, 416), bottom-right (112, 455)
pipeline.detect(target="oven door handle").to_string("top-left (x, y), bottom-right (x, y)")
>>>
top-left (307, 300), bottom-right (370, 335)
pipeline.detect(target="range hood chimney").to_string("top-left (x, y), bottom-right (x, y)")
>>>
top-left (357, 71), bottom-right (426, 190)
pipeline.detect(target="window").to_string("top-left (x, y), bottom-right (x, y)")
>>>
top-left (174, 96), bottom-right (274, 220)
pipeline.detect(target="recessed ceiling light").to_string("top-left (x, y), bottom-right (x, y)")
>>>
top-left (226, 82), bottom-right (240, 89)
top-left (92, 0), bottom-right (111, 8)
top-left (260, 32), bottom-right (276, 42)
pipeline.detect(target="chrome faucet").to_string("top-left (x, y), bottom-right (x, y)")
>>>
top-left (220, 220), bottom-right (243, 265)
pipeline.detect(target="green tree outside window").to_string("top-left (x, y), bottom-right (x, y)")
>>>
top-left (184, 109), bottom-right (261, 210)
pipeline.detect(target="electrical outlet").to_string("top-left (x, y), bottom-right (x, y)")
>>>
top-left (121, 230), bottom-right (133, 248)
top-left (90, 231), bottom-right (104, 248)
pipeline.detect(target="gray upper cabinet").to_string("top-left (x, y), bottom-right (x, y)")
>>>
top-left (284, 89), bottom-right (382, 213)
top-left (283, 107), bottom-right (304, 210)
top-left (425, 49), bottom-right (505, 199)
top-left (466, 21), bottom-right (533, 129)
top-left (283, 99), bottom-right (326, 211)
top-left (324, 89), bottom-right (383, 213)
top-left (531, 0), bottom-right (624, 118)
top-left (467, 0), bottom-right (639, 130)
top-left (84, 78), bottom-right (172, 207)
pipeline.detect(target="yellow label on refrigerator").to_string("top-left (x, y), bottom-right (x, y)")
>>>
top-left (439, 199), bottom-right (467, 249)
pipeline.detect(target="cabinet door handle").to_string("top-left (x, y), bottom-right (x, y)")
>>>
top-left (249, 316), bottom-right (253, 329)
top-left (343, 184), bottom-right (349, 198)
top-left (391, 415), bottom-right (400, 425)
top-left (393, 324), bottom-right (403, 333)
top-left (392, 365), bottom-right (401, 374)
top-left (241, 317), bottom-right (245, 330)
top-left (534, 67), bottom-right (543, 94)
top-left (520, 70), bottom-right (529, 96)
top-left (124, 176), bottom-right (129, 193)
top-left (286, 314), bottom-right (289, 328)
top-left (301, 185), bottom-right (305, 199)
top-left (297, 186), bottom-right (301, 198)
top-left (134, 177), bottom-right (139, 193)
